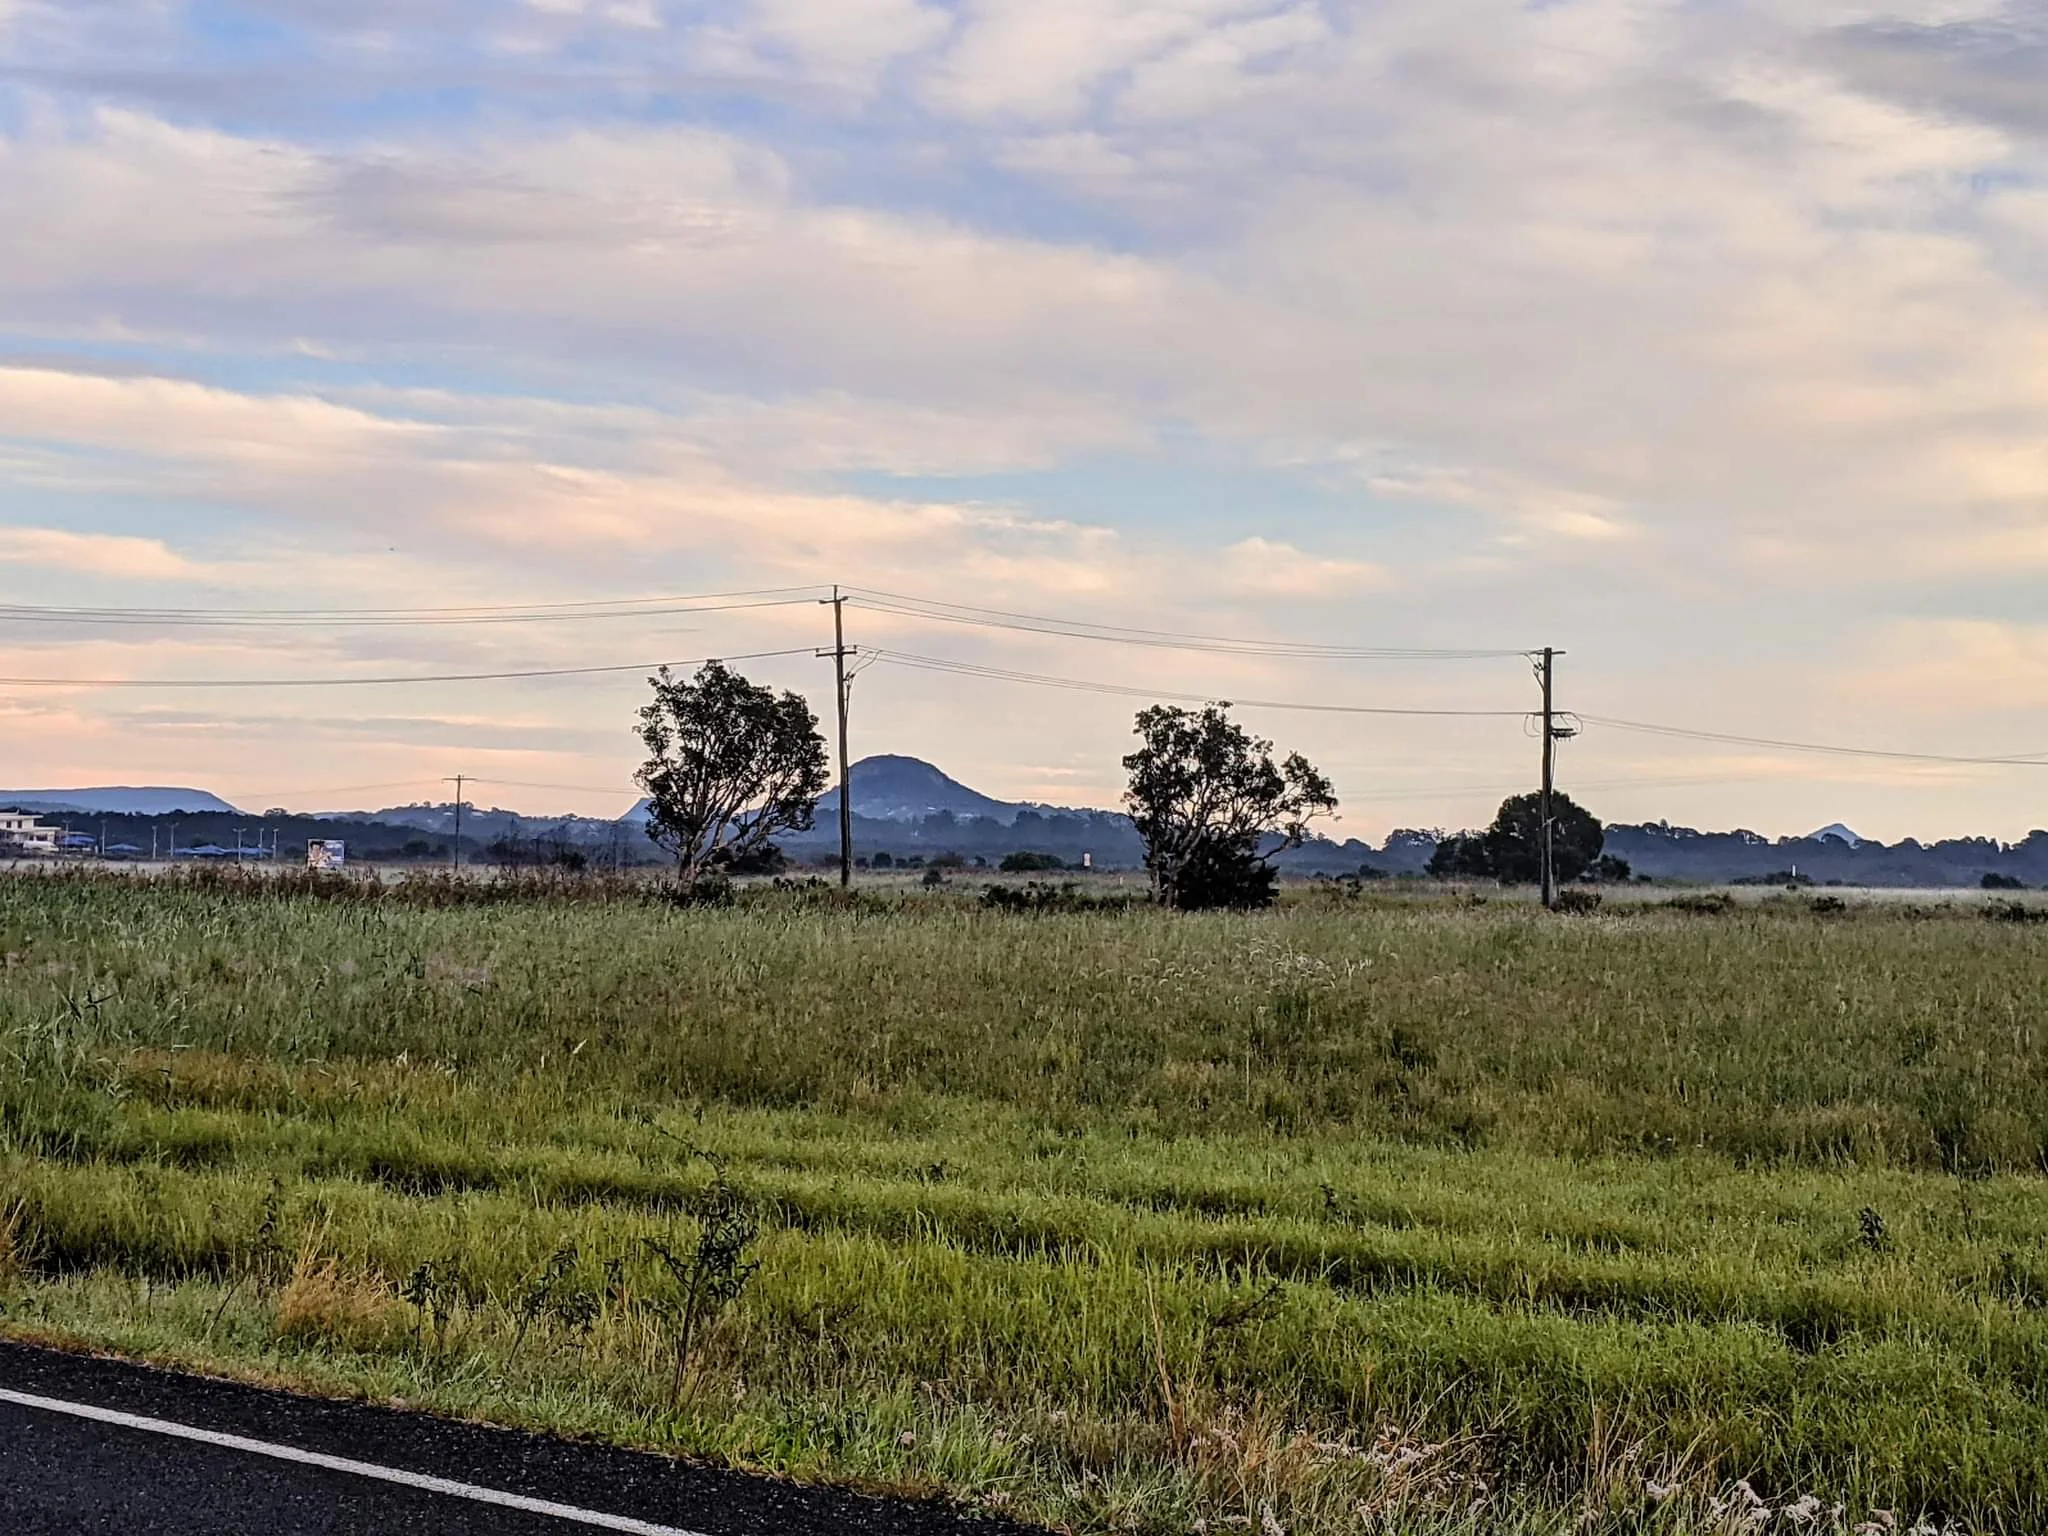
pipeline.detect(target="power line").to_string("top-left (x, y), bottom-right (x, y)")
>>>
top-left (0, 591), bottom-right (824, 629)
top-left (847, 588), bottom-right (1530, 660)
top-left (229, 778), bottom-right (443, 800)
top-left (1579, 715), bottom-right (2048, 768)
top-left (471, 777), bottom-right (639, 799)
top-left (0, 648), bottom-right (817, 689)
top-left (865, 648), bottom-right (1531, 718)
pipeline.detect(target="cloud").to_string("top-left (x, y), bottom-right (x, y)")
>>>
top-left (743, 0), bottom-right (952, 90)
top-left (8, 0), bottom-right (2048, 837)
top-left (1224, 536), bottom-right (1385, 597)
top-left (0, 526), bottom-right (202, 579)
top-left (1838, 618), bottom-right (2048, 721)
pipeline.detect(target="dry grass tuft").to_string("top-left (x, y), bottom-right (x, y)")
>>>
top-left (0, 1200), bottom-right (27, 1287)
top-left (274, 1233), bottom-right (407, 1351)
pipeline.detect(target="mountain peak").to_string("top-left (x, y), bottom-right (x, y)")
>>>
top-left (817, 755), bottom-right (1021, 824)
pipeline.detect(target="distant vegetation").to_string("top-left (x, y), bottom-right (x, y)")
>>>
top-left (4, 871), bottom-right (2048, 1533)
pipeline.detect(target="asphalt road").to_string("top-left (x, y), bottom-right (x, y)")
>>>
top-left (0, 1341), bottom-right (1030, 1535)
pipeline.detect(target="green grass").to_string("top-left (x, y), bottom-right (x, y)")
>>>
top-left (3, 869), bottom-right (2046, 1533)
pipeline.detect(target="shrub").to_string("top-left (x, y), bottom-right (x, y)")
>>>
top-left (980, 882), bottom-right (1136, 914)
top-left (1982, 872), bottom-right (2027, 891)
top-left (1665, 892), bottom-right (1737, 915)
top-left (1984, 900), bottom-right (2048, 925)
top-left (999, 851), bottom-right (1067, 873)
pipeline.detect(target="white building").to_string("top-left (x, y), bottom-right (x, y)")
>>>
top-left (0, 812), bottom-right (60, 853)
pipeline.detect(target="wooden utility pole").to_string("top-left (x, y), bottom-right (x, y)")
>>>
top-left (1539, 647), bottom-right (1555, 909)
top-left (444, 774), bottom-right (467, 871)
top-left (1536, 648), bottom-right (1576, 909)
top-left (818, 588), bottom-right (856, 887)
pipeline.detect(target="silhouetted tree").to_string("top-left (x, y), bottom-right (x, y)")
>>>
top-left (1426, 832), bottom-right (1491, 879)
top-left (635, 661), bottom-right (829, 883)
top-left (1123, 703), bottom-right (1337, 910)
top-left (1481, 791), bottom-right (1604, 884)
top-left (1427, 793), bottom-right (1605, 885)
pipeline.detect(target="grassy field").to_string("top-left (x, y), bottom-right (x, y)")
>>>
top-left (3, 870), bottom-right (2045, 1533)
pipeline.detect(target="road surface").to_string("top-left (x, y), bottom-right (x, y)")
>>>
top-left (0, 1340), bottom-right (1025, 1535)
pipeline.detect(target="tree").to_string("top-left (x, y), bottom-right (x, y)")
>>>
top-left (634, 661), bottom-right (829, 883)
top-left (1426, 793), bottom-right (1605, 886)
top-left (1123, 704), bottom-right (1337, 910)
top-left (1426, 832), bottom-right (1491, 879)
top-left (1480, 791), bottom-right (1603, 885)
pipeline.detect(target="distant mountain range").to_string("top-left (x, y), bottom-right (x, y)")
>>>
top-left (0, 786), bottom-right (240, 816)
top-left (8, 767), bottom-right (2045, 886)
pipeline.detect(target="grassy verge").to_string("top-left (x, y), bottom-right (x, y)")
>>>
top-left (2, 870), bottom-right (2043, 1532)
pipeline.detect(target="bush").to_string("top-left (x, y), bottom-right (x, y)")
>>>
top-left (717, 842), bottom-right (788, 877)
top-left (1984, 900), bottom-right (2048, 925)
top-left (1551, 888), bottom-right (1602, 915)
top-left (658, 873), bottom-right (735, 908)
top-left (999, 851), bottom-right (1067, 873)
top-left (1169, 838), bottom-right (1278, 910)
top-left (1982, 872), bottom-right (2027, 891)
top-left (979, 881), bottom-right (1137, 915)
top-left (1665, 892), bottom-right (1737, 915)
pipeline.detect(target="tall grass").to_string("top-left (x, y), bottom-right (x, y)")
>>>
top-left (2, 869), bottom-right (2045, 1532)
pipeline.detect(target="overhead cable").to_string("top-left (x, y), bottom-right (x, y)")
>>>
top-left (0, 590), bottom-right (824, 629)
top-left (864, 648), bottom-right (1530, 718)
top-left (0, 648), bottom-right (817, 689)
top-left (1579, 715), bottom-right (2048, 768)
top-left (847, 588), bottom-right (1530, 660)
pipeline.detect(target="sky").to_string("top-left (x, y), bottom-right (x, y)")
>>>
top-left (3, 0), bottom-right (2048, 842)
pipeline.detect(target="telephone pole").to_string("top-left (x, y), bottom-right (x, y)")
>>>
top-left (1536, 648), bottom-right (1575, 910)
top-left (444, 774), bottom-right (467, 871)
top-left (817, 588), bottom-right (856, 887)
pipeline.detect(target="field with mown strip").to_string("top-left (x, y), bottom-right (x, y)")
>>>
top-left (2, 870), bottom-right (2045, 1533)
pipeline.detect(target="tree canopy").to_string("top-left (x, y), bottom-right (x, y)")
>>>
top-left (634, 661), bottom-right (830, 883)
top-left (1427, 791), bottom-right (1605, 886)
top-left (1123, 704), bottom-right (1337, 910)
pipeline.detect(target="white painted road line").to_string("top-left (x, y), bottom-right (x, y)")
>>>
top-left (0, 1387), bottom-right (714, 1536)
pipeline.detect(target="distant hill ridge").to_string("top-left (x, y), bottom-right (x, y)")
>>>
top-left (0, 786), bottom-right (241, 816)
top-left (13, 765), bottom-right (2048, 886)
top-left (815, 754), bottom-right (1026, 824)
